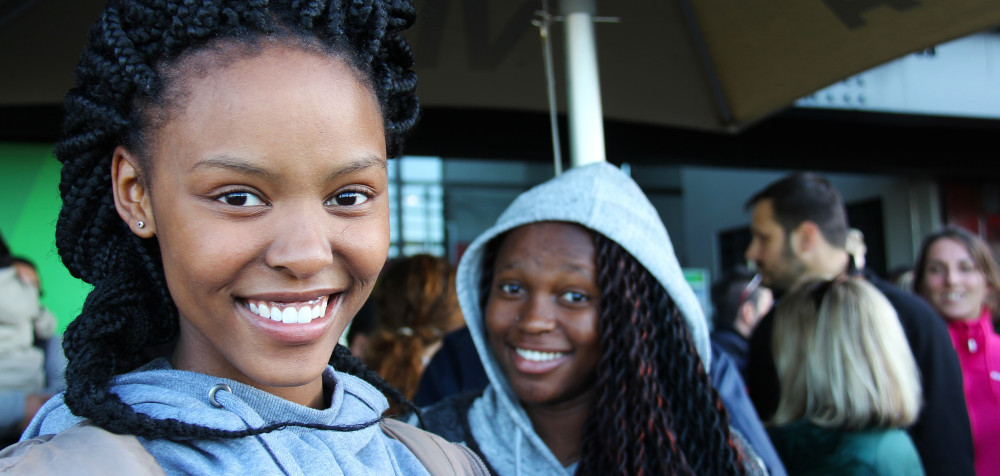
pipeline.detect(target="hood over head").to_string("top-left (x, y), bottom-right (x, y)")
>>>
top-left (457, 163), bottom-right (711, 474)
top-left (458, 162), bottom-right (710, 383)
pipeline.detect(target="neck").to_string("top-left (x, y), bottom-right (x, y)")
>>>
top-left (523, 391), bottom-right (594, 466)
top-left (809, 248), bottom-right (851, 279)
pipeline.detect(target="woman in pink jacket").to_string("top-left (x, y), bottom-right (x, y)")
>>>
top-left (915, 226), bottom-right (1000, 475)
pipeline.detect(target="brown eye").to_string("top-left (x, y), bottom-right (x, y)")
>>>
top-left (499, 283), bottom-right (522, 295)
top-left (560, 291), bottom-right (589, 304)
top-left (217, 191), bottom-right (264, 207)
top-left (327, 190), bottom-right (371, 206)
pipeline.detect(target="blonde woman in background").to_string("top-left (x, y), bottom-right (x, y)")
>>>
top-left (365, 254), bottom-right (465, 415)
top-left (769, 277), bottom-right (924, 476)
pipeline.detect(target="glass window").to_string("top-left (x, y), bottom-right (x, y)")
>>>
top-left (387, 156), bottom-right (445, 259)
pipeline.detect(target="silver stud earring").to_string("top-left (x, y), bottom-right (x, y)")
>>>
top-left (137, 220), bottom-right (145, 229)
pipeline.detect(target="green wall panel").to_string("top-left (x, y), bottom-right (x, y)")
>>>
top-left (1, 143), bottom-right (92, 333)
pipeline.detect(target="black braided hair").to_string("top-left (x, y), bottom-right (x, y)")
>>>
top-left (55, 0), bottom-right (419, 440)
top-left (577, 234), bottom-right (747, 475)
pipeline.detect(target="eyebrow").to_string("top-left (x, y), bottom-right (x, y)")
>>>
top-left (189, 154), bottom-right (386, 181)
top-left (498, 260), bottom-right (593, 276)
top-left (189, 156), bottom-right (278, 180)
top-left (323, 154), bottom-right (386, 182)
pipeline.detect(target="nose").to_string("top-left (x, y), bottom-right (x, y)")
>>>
top-left (745, 239), bottom-right (758, 263)
top-left (265, 205), bottom-right (334, 279)
top-left (943, 267), bottom-right (957, 286)
top-left (518, 295), bottom-right (557, 333)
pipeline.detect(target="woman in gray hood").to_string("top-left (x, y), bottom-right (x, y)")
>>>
top-left (421, 163), bottom-right (761, 475)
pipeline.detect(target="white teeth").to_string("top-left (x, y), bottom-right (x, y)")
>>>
top-left (244, 296), bottom-right (330, 324)
top-left (297, 307), bottom-right (311, 324)
top-left (515, 347), bottom-right (564, 362)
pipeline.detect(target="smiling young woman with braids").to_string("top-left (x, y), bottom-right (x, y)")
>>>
top-left (0, 1), bottom-right (488, 474)
top-left (418, 163), bottom-right (764, 476)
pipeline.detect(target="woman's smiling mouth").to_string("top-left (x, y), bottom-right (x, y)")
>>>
top-left (510, 345), bottom-right (571, 375)
top-left (244, 296), bottom-right (330, 324)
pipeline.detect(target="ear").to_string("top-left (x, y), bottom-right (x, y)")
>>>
top-left (111, 146), bottom-right (156, 238)
top-left (790, 221), bottom-right (819, 255)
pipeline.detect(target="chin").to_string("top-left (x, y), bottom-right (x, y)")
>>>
top-left (239, 351), bottom-right (333, 388)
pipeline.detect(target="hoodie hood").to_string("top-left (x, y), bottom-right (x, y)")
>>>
top-left (23, 359), bottom-right (429, 475)
top-left (457, 162), bottom-right (710, 474)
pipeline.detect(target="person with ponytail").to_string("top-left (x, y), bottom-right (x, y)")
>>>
top-left (418, 163), bottom-right (763, 475)
top-left (365, 254), bottom-right (464, 415)
top-left (768, 277), bottom-right (924, 475)
top-left (3, 1), bottom-right (486, 474)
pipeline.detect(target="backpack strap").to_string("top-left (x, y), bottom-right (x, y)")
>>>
top-left (380, 419), bottom-right (489, 476)
top-left (0, 421), bottom-right (165, 475)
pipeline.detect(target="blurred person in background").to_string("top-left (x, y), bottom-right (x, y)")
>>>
top-left (365, 254), bottom-right (465, 415)
top-left (0, 232), bottom-right (56, 445)
top-left (711, 266), bottom-right (772, 379)
top-left (743, 172), bottom-right (972, 476)
top-left (9, 257), bottom-right (66, 395)
top-left (915, 225), bottom-right (1000, 476)
top-left (769, 277), bottom-right (924, 476)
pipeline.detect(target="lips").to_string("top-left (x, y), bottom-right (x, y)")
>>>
top-left (244, 296), bottom-right (329, 324)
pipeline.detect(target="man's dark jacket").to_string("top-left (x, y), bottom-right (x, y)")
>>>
top-left (747, 273), bottom-right (974, 476)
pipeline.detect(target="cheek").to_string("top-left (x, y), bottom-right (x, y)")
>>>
top-left (484, 299), bottom-right (510, 336)
top-left (157, 211), bottom-right (260, 290)
top-left (922, 274), bottom-right (945, 291)
top-left (484, 299), bottom-right (519, 349)
top-left (339, 213), bottom-right (390, 284)
top-left (569, 311), bottom-right (601, 350)
top-left (969, 273), bottom-right (989, 293)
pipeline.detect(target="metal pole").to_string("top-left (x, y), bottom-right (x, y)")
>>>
top-left (534, 2), bottom-right (563, 176)
top-left (561, 0), bottom-right (606, 167)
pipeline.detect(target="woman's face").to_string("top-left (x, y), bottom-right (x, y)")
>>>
top-left (920, 237), bottom-right (989, 322)
top-left (138, 45), bottom-right (388, 406)
top-left (484, 222), bottom-right (601, 409)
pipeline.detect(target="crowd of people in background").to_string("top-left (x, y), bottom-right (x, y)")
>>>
top-left (352, 168), bottom-right (997, 476)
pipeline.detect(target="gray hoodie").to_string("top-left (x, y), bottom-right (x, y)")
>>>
top-left (22, 358), bottom-right (430, 475)
top-left (429, 162), bottom-right (713, 475)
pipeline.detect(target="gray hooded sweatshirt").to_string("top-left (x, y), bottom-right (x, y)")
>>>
top-left (422, 162), bottom-right (714, 475)
top-left (22, 358), bottom-right (430, 475)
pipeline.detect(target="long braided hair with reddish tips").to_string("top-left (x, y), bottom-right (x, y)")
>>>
top-left (578, 234), bottom-right (747, 476)
top-left (55, 0), bottom-right (419, 440)
top-left (479, 230), bottom-right (746, 475)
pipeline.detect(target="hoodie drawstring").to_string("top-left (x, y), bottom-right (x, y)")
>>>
top-left (515, 429), bottom-right (522, 476)
top-left (208, 383), bottom-right (292, 476)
